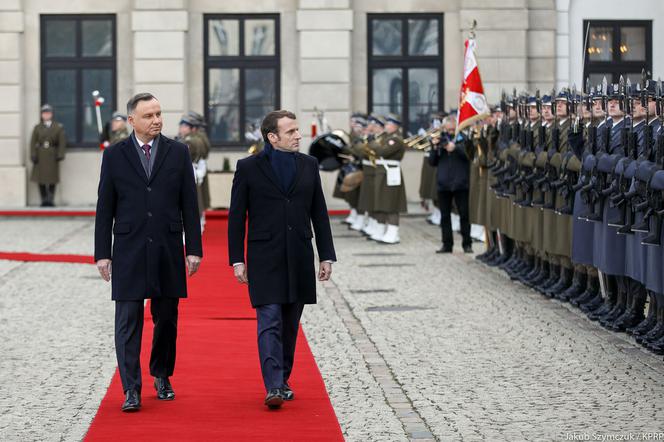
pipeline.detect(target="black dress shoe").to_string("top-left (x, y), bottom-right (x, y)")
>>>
top-left (282, 383), bottom-right (294, 401)
top-left (265, 389), bottom-right (284, 409)
top-left (122, 389), bottom-right (141, 412)
top-left (154, 377), bottom-right (175, 401)
top-left (436, 246), bottom-right (453, 254)
top-left (463, 245), bottom-right (473, 254)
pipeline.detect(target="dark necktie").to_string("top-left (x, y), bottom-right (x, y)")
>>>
top-left (142, 144), bottom-right (151, 162)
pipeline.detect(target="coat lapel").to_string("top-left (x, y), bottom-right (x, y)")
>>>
top-left (287, 153), bottom-right (305, 195)
top-left (256, 151), bottom-right (285, 195)
top-left (148, 134), bottom-right (171, 184)
top-left (120, 138), bottom-right (149, 183)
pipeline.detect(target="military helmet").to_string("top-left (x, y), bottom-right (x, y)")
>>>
top-left (111, 111), bottom-right (127, 121)
top-left (385, 113), bottom-right (402, 126)
top-left (367, 113), bottom-right (385, 127)
top-left (40, 104), bottom-right (53, 113)
top-left (179, 113), bottom-right (199, 127)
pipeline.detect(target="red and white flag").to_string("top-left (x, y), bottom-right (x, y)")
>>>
top-left (456, 37), bottom-right (490, 133)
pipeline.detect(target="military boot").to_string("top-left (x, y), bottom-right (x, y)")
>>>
top-left (520, 256), bottom-right (540, 283)
top-left (546, 266), bottom-right (573, 298)
top-left (559, 270), bottom-right (588, 302)
top-left (578, 276), bottom-right (603, 313)
top-left (527, 260), bottom-right (550, 288)
top-left (536, 264), bottom-right (559, 294)
top-left (628, 291), bottom-right (659, 336)
top-left (515, 254), bottom-right (536, 281)
top-left (645, 299), bottom-right (664, 352)
top-left (600, 279), bottom-right (628, 328)
top-left (636, 294), bottom-right (664, 346)
top-left (587, 276), bottom-right (617, 321)
top-left (609, 282), bottom-right (646, 332)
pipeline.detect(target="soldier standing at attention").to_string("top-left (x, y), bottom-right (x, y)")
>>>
top-left (30, 104), bottom-right (67, 207)
top-left (371, 114), bottom-right (407, 244)
top-left (178, 114), bottom-right (208, 231)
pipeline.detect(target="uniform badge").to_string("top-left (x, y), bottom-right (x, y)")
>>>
top-left (388, 139), bottom-right (395, 145)
top-left (43, 141), bottom-right (50, 148)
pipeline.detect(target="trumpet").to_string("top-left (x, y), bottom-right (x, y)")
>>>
top-left (405, 128), bottom-right (443, 150)
top-left (247, 141), bottom-right (264, 155)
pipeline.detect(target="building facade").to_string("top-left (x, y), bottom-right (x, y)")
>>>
top-left (0, 0), bottom-right (660, 207)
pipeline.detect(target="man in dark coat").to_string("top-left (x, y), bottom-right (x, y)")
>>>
top-left (228, 110), bottom-right (336, 410)
top-left (429, 118), bottom-right (473, 253)
top-left (94, 93), bottom-right (203, 412)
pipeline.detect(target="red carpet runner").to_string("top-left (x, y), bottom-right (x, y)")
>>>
top-left (84, 218), bottom-right (343, 441)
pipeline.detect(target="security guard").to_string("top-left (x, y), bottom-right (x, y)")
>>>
top-left (30, 104), bottom-right (67, 207)
top-left (371, 114), bottom-right (407, 244)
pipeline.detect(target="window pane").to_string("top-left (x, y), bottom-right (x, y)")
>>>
top-left (408, 68), bottom-right (438, 136)
top-left (208, 19), bottom-right (240, 56)
top-left (209, 106), bottom-right (240, 142)
top-left (620, 26), bottom-right (646, 61)
top-left (372, 68), bottom-right (402, 116)
top-left (245, 69), bottom-right (276, 142)
top-left (208, 68), bottom-right (240, 104)
top-left (81, 69), bottom-right (113, 143)
top-left (245, 19), bottom-right (275, 56)
top-left (82, 20), bottom-right (113, 57)
top-left (45, 19), bottom-right (76, 57)
top-left (45, 69), bottom-right (76, 137)
top-left (372, 20), bottom-right (402, 56)
top-left (588, 26), bottom-right (613, 61)
top-left (624, 73), bottom-right (643, 87)
top-left (208, 68), bottom-right (240, 142)
top-left (408, 19), bottom-right (438, 55)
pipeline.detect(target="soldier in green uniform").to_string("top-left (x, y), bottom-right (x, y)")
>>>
top-left (419, 113), bottom-right (444, 225)
top-left (371, 114), bottom-right (408, 244)
top-left (186, 111), bottom-right (211, 210)
top-left (108, 112), bottom-right (129, 145)
top-left (30, 104), bottom-right (67, 207)
top-left (178, 114), bottom-right (208, 230)
top-left (356, 114), bottom-right (386, 236)
top-left (339, 113), bottom-right (367, 226)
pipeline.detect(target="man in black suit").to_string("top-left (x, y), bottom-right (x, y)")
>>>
top-left (429, 117), bottom-right (473, 254)
top-left (228, 110), bottom-right (336, 410)
top-left (94, 93), bottom-right (203, 412)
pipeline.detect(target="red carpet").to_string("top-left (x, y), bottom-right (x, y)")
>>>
top-left (84, 219), bottom-right (344, 441)
top-left (0, 251), bottom-right (94, 264)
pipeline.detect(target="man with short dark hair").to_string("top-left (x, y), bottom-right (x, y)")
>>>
top-left (228, 110), bottom-right (336, 410)
top-left (94, 92), bottom-right (203, 412)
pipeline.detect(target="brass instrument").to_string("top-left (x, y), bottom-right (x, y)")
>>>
top-left (247, 140), bottom-right (264, 155)
top-left (404, 128), bottom-right (443, 150)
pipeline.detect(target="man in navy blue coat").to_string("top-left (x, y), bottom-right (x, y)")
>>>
top-left (228, 110), bottom-right (336, 409)
top-left (94, 93), bottom-right (203, 412)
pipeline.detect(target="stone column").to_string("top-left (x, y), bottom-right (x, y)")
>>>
top-left (527, 0), bottom-right (556, 92)
top-left (0, 0), bottom-right (25, 207)
top-left (460, 0), bottom-right (529, 104)
top-left (555, 0), bottom-right (571, 89)
top-left (296, 0), bottom-right (353, 144)
top-left (132, 0), bottom-right (188, 137)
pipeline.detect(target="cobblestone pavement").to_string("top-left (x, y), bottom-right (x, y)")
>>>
top-left (0, 218), bottom-right (115, 442)
top-left (2, 216), bottom-right (664, 441)
top-left (302, 217), bottom-right (664, 441)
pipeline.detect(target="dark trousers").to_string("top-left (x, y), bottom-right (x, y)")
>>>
top-left (438, 189), bottom-right (472, 249)
top-left (38, 184), bottom-right (56, 205)
top-left (255, 303), bottom-right (304, 391)
top-left (114, 298), bottom-right (179, 393)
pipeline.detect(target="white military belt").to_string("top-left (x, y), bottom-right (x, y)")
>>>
top-left (374, 159), bottom-right (400, 166)
top-left (362, 160), bottom-right (373, 166)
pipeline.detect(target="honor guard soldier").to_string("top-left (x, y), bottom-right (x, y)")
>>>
top-left (370, 113), bottom-right (407, 244)
top-left (419, 112), bottom-right (445, 226)
top-left (186, 111), bottom-right (212, 211)
top-left (178, 114), bottom-right (208, 230)
top-left (30, 104), bottom-right (67, 207)
top-left (108, 112), bottom-right (129, 145)
top-left (355, 114), bottom-right (386, 236)
top-left (339, 113), bottom-right (367, 226)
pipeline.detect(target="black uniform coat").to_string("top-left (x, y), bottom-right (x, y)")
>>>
top-left (228, 150), bottom-right (336, 307)
top-left (94, 134), bottom-right (203, 301)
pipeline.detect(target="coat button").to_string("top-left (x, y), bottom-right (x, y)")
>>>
top-left (288, 226), bottom-right (293, 231)
top-left (147, 237), bottom-right (153, 243)
top-left (147, 186), bottom-right (152, 192)
top-left (147, 211), bottom-right (153, 217)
